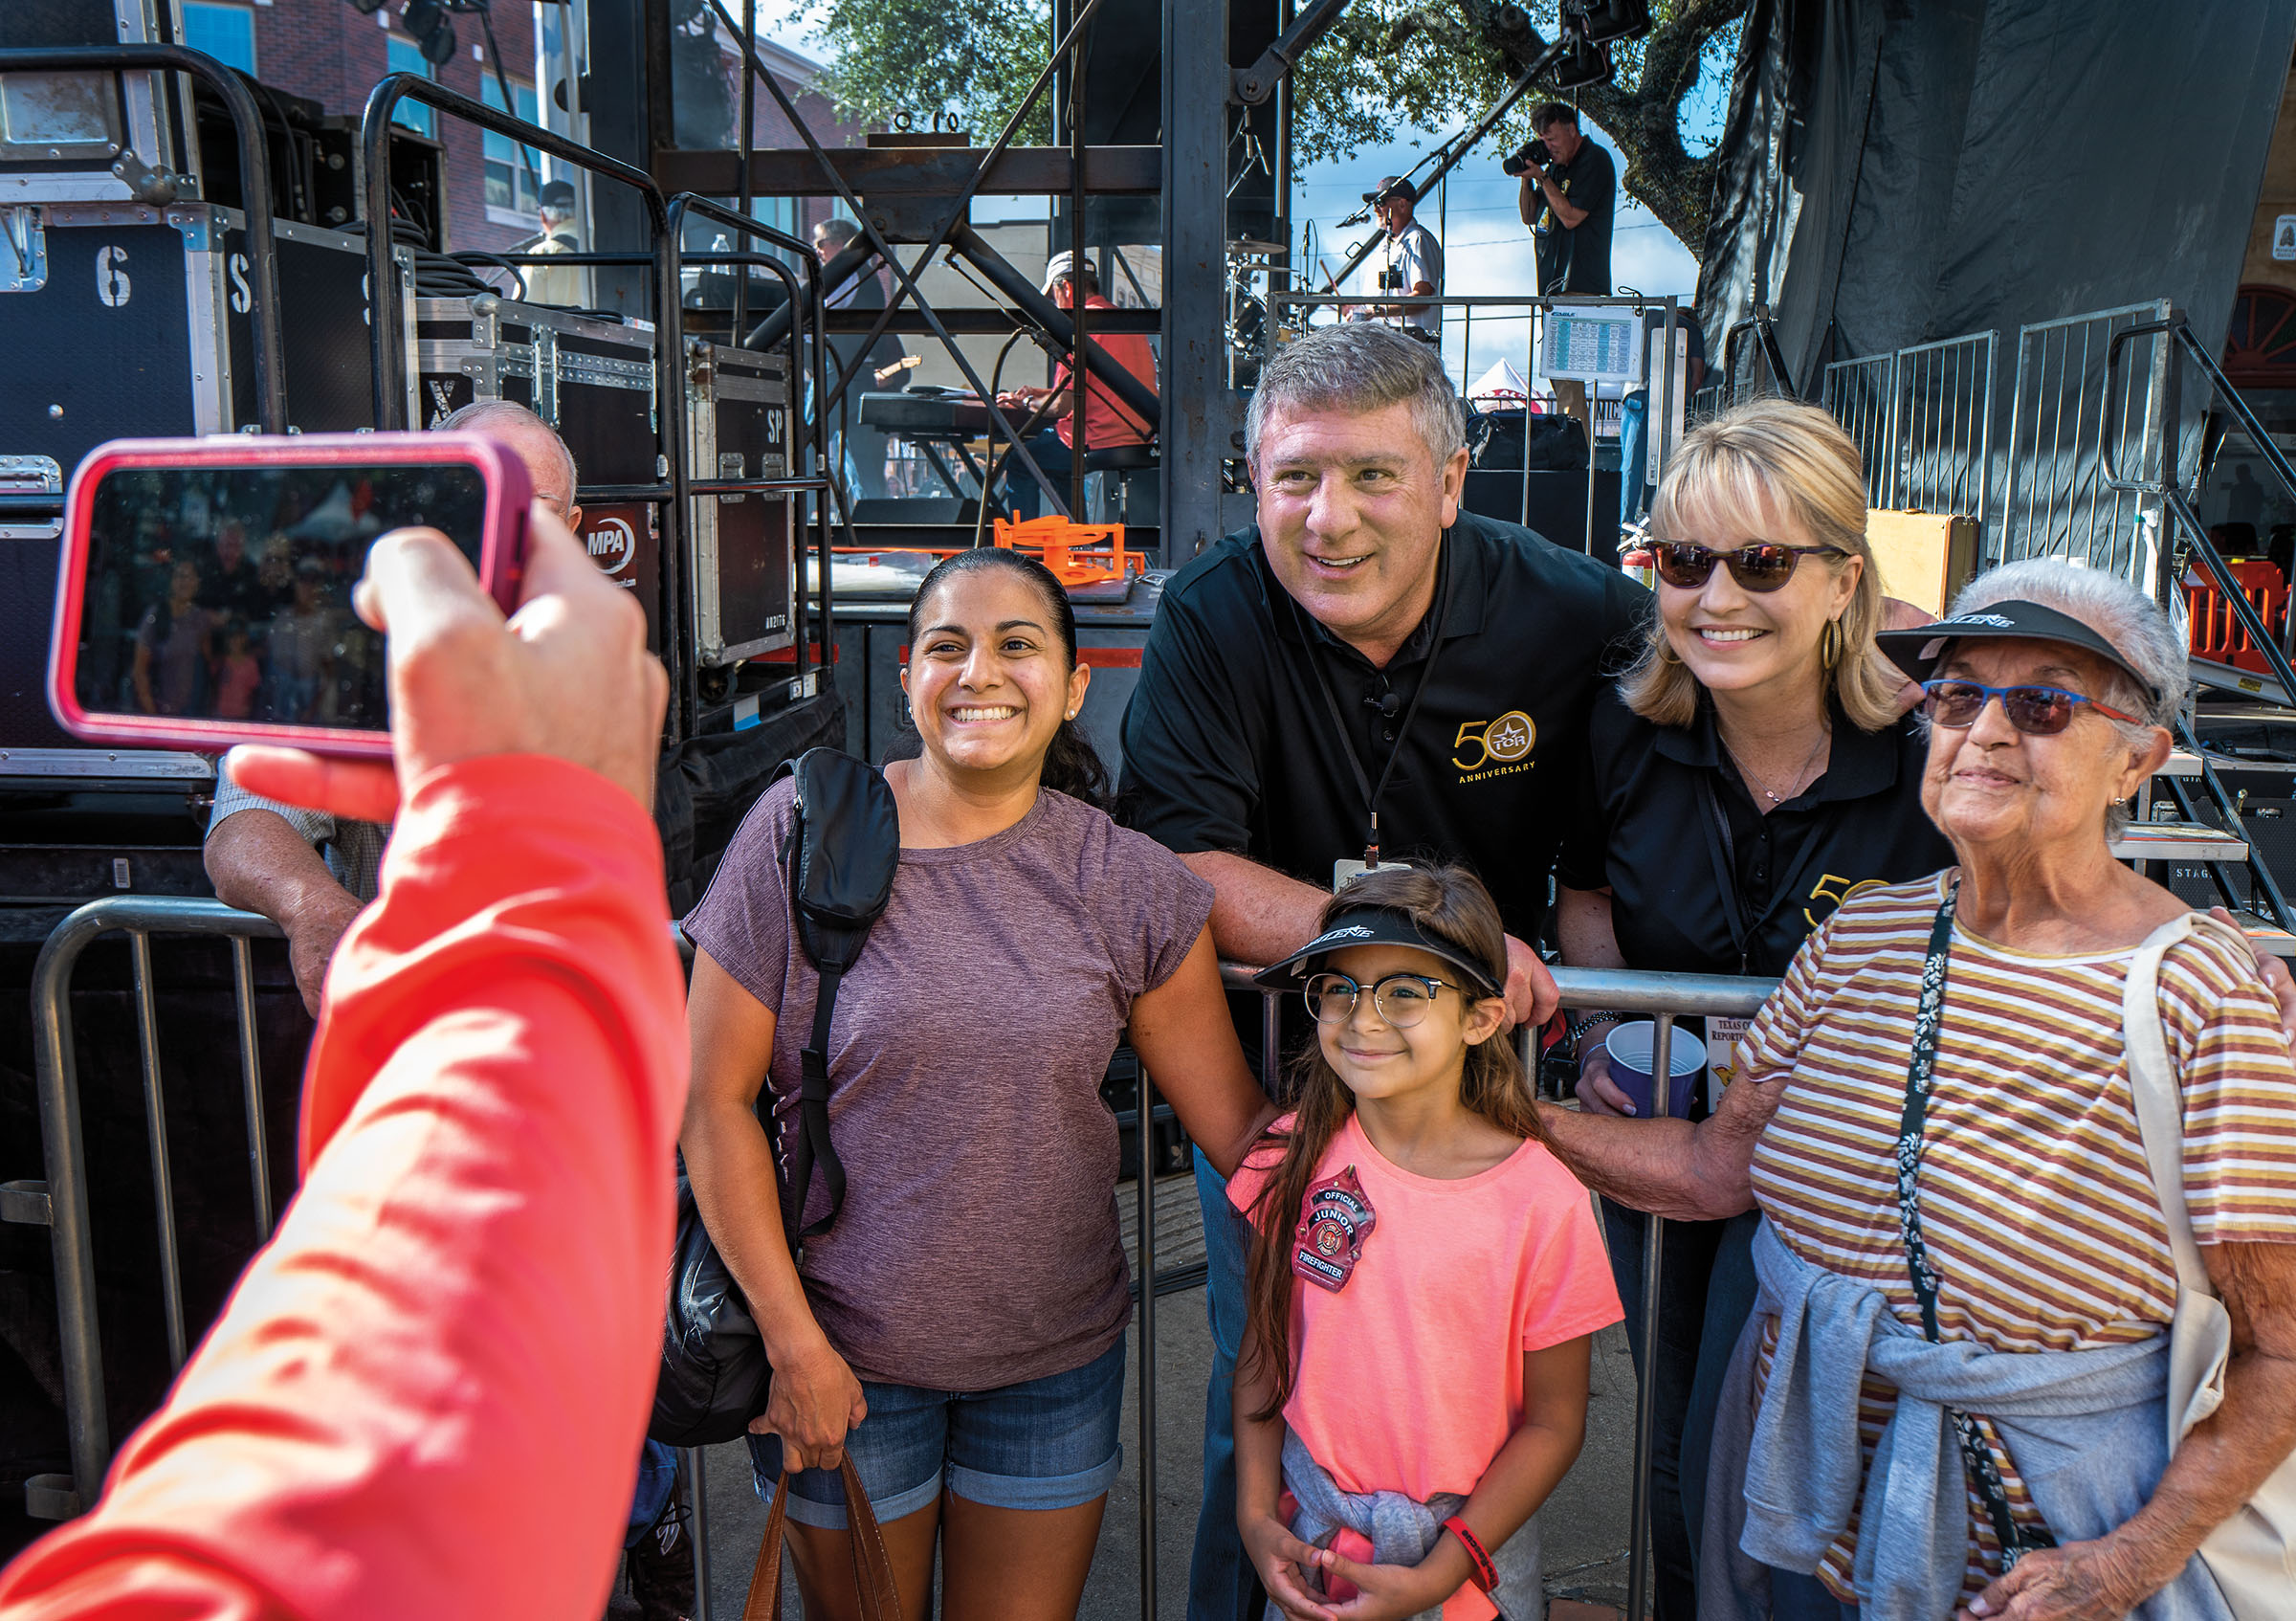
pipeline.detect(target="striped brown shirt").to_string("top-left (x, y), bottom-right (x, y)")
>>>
top-left (1737, 872), bottom-right (2296, 1598)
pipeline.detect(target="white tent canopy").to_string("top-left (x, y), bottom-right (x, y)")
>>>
top-left (1468, 357), bottom-right (1533, 405)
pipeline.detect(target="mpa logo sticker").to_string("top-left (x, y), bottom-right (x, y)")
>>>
top-left (585, 515), bottom-right (636, 576)
top-left (1453, 709), bottom-right (1537, 781)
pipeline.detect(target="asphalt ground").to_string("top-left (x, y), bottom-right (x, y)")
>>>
top-left (639, 1173), bottom-right (1639, 1620)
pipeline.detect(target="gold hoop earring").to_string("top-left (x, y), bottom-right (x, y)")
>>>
top-left (1821, 618), bottom-right (1843, 671)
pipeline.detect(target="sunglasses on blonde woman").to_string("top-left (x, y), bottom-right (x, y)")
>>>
top-left (1650, 540), bottom-right (1848, 592)
top-left (1918, 678), bottom-right (2143, 736)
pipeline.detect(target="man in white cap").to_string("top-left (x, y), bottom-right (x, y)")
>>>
top-left (994, 249), bottom-right (1159, 519)
top-left (521, 179), bottom-right (584, 307)
top-left (1342, 175), bottom-right (1442, 342)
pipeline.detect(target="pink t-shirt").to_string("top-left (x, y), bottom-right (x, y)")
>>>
top-left (1231, 1112), bottom-right (1620, 1616)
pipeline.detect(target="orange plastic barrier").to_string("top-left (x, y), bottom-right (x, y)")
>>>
top-left (990, 517), bottom-right (1146, 589)
top-left (2187, 558), bottom-right (2290, 673)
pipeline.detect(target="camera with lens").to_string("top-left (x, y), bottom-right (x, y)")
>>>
top-left (1502, 141), bottom-right (1550, 178)
top-left (1378, 266), bottom-right (1404, 291)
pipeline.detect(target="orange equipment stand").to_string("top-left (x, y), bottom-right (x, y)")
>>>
top-left (990, 516), bottom-right (1146, 591)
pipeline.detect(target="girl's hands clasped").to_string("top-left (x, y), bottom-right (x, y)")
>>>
top-left (1316, 1545), bottom-right (1468, 1621)
top-left (1240, 1512), bottom-right (1337, 1621)
top-left (752, 1328), bottom-right (868, 1474)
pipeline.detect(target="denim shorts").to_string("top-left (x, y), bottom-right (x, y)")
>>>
top-left (748, 1336), bottom-right (1126, 1529)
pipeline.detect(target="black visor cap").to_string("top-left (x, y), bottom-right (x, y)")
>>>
top-left (1255, 904), bottom-right (1504, 999)
top-left (1875, 598), bottom-right (2162, 706)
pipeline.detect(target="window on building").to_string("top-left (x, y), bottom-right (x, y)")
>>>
top-left (386, 37), bottom-right (433, 136)
top-left (182, 2), bottom-right (256, 75)
top-left (480, 78), bottom-right (543, 220)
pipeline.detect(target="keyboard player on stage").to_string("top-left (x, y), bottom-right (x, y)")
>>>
top-left (995, 251), bottom-right (1159, 520)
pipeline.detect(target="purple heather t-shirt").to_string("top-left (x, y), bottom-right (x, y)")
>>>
top-left (683, 777), bottom-right (1215, 1390)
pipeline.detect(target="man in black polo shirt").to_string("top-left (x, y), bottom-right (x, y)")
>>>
top-left (1118, 322), bottom-right (1647, 1621)
top-left (1519, 101), bottom-right (1616, 433)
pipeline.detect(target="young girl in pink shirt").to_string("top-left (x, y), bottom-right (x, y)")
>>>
top-left (1232, 865), bottom-right (1623, 1621)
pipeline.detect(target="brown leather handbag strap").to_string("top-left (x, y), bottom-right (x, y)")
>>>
top-left (740, 1456), bottom-right (904, 1621)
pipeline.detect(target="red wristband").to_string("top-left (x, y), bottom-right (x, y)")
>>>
top-left (1442, 1515), bottom-right (1498, 1593)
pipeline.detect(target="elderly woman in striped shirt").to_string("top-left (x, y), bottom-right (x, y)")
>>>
top-left (1540, 558), bottom-right (2296, 1621)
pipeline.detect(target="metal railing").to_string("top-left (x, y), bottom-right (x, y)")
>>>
top-left (1822, 329), bottom-right (1998, 528)
top-left (1998, 300), bottom-right (2178, 582)
top-left (20, 896), bottom-right (1779, 1621)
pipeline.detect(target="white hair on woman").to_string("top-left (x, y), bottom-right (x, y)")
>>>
top-left (1945, 559), bottom-right (2186, 836)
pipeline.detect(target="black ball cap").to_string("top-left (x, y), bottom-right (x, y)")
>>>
top-left (1256, 902), bottom-right (1503, 997)
top-left (1876, 598), bottom-right (2162, 704)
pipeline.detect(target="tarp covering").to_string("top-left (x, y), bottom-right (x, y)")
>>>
top-left (1700, 0), bottom-right (2296, 391)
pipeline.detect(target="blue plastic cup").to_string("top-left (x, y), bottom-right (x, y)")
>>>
top-left (1603, 1022), bottom-right (1708, 1119)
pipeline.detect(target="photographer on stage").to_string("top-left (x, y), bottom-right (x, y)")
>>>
top-left (1511, 102), bottom-right (1616, 429)
top-left (1341, 176), bottom-right (1443, 344)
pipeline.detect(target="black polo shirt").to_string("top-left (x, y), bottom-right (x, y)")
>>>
top-left (1119, 510), bottom-right (1650, 943)
top-left (1556, 685), bottom-right (1954, 980)
top-left (1534, 140), bottom-right (1615, 296)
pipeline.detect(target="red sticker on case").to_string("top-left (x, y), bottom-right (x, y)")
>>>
top-left (1292, 1165), bottom-right (1376, 1292)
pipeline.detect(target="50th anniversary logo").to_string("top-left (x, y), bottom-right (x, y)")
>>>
top-left (1454, 710), bottom-right (1536, 782)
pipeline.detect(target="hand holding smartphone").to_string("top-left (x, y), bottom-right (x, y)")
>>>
top-left (48, 433), bottom-right (533, 760)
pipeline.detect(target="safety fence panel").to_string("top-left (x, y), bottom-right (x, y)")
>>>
top-left (21, 896), bottom-right (1777, 1621)
top-left (1999, 300), bottom-right (2176, 584)
top-left (1821, 351), bottom-right (1899, 508)
top-left (1823, 329), bottom-right (1998, 537)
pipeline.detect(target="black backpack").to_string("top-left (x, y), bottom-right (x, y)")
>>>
top-left (650, 748), bottom-right (900, 1448)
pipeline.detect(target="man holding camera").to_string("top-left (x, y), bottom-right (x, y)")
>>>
top-left (1512, 102), bottom-right (1616, 429)
top-left (1342, 176), bottom-right (1443, 343)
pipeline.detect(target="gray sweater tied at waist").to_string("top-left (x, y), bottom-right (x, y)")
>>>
top-left (1698, 1218), bottom-right (2232, 1621)
top-left (1274, 1426), bottom-right (1542, 1621)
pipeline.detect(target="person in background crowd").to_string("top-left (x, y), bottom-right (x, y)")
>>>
top-left (1117, 322), bottom-right (1647, 1621)
top-left (132, 557), bottom-right (211, 717)
top-left (1556, 400), bottom-right (1953, 1621)
top-left (212, 618), bottom-right (261, 721)
top-left (1519, 102), bottom-right (1615, 433)
top-left (683, 546), bottom-right (1273, 1621)
top-left (1341, 176), bottom-right (1443, 344)
top-left (522, 179), bottom-right (585, 308)
top-left (1233, 865), bottom-right (1621, 1621)
top-left (1543, 561), bottom-right (2296, 1621)
top-left (812, 215), bottom-right (906, 502)
top-left (0, 504), bottom-right (684, 1621)
top-left (197, 520), bottom-right (274, 624)
top-left (1618, 306), bottom-right (1706, 536)
top-left (997, 250), bottom-right (1159, 522)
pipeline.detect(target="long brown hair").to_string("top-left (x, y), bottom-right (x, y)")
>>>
top-left (1237, 863), bottom-right (1542, 1421)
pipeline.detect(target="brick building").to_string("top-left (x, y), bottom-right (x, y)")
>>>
top-left (181, 1), bottom-right (865, 255)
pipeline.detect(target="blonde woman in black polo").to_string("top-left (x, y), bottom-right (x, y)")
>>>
top-left (1552, 398), bottom-right (1950, 1621)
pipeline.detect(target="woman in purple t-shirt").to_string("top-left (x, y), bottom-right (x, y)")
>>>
top-left (682, 549), bottom-right (1275, 1620)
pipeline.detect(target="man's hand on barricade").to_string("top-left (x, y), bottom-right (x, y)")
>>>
top-left (225, 504), bottom-right (667, 821)
top-left (753, 1329), bottom-right (868, 1475)
top-left (1503, 934), bottom-right (1558, 1030)
top-left (284, 885), bottom-right (364, 1017)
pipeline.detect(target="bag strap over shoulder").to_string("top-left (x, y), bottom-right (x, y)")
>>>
top-left (2119, 911), bottom-right (2249, 1304)
top-left (776, 748), bottom-right (901, 1244)
top-left (741, 1457), bottom-right (902, 1621)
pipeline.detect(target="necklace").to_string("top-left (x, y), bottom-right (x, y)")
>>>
top-left (1717, 722), bottom-right (1831, 806)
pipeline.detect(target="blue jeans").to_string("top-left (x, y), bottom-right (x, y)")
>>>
top-left (1005, 430), bottom-right (1075, 521)
top-left (748, 1337), bottom-right (1126, 1529)
top-left (1620, 390), bottom-right (1651, 530)
top-left (1189, 1154), bottom-right (1262, 1621)
top-left (626, 1438), bottom-right (679, 1547)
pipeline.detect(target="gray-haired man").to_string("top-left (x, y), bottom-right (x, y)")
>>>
top-left (1117, 322), bottom-right (1649, 1620)
top-left (202, 401), bottom-right (583, 1015)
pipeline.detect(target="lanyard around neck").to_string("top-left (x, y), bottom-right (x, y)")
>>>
top-left (1290, 536), bottom-right (1455, 868)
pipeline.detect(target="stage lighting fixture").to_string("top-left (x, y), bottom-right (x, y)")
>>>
top-left (1573, 0), bottom-right (1652, 45)
top-left (402, 0), bottom-right (460, 66)
top-left (1551, 33), bottom-right (1612, 90)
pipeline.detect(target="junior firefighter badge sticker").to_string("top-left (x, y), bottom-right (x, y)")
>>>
top-left (1293, 1165), bottom-right (1377, 1292)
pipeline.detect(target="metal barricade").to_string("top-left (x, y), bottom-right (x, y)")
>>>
top-left (1999, 300), bottom-right (2178, 585)
top-left (22, 896), bottom-right (1778, 1621)
top-left (1822, 329), bottom-right (1998, 537)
